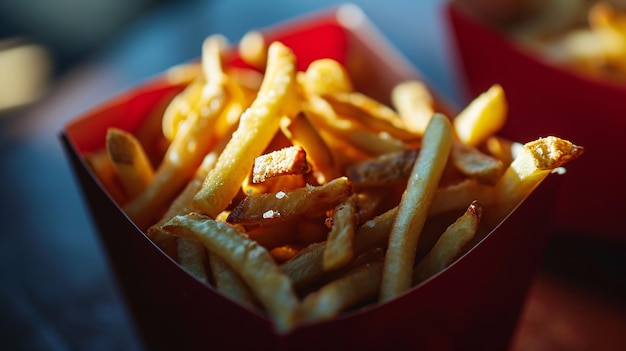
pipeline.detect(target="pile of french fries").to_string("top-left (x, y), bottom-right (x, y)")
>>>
top-left (85, 31), bottom-right (583, 333)
top-left (507, 1), bottom-right (626, 82)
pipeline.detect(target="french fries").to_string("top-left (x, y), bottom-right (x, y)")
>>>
top-left (161, 213), bottom-right (300, 333)
top-left (193, 41), bottom-right (298, 218)
top-left (503, 1), bottom-right (626, 83)
top-left (84, 30), bottom-right (584, 333)
top-left (123, 34), bottom-right (230, 229)
top-left (391, 80), bottom-right (436, 135)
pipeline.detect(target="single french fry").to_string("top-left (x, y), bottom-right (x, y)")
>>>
top-left (413, 201), bottom-right (482, 284)
top-left (161, 212), bottom-right (300, 333)
top-left (490, 136), bottom-right (584, 223)
top-left (300, 58), bottom-right (354, 96)
top-left (208, 252), bottom-right (256, 307)
top-left (226, 176), bottom-right (353, 226)
top-left (323, 195), bottom-right (357, 271)
top-left (161, 76), bottom-right (205, 141)
top-left (429, 178), bottom-right (494, 217)
top-left (453, 84), bottom-right (507, 147)
top-left (84, 148), bottom-right (127, 204)
top-left (105, 128), bottom-right (155, 200)
top-left (252, 145), bottom-right (310, 183)
top-left (194, 41), bottom-right (297, 218)
top-left (451, 141), bottom-right (504, 185)
top-left (304, 95), bottom-right (408, 156)
top-left (323, 91), bottom-right (419, 142)
top-left (345, 149), bottom-right (418, 189)
top-left (239, 30), bottom-right (267, 71)
top-left (380, 113), bottom-right (453, 301)
top-left (300, 260), bottom-right (383, 324)
top-left (391, 80), bottom-right (435, 135)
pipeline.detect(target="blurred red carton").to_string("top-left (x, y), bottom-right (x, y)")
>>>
top-left (61, 4), bottom-right (562, 350)
top-left (446, 2), bottom-right (626, 244)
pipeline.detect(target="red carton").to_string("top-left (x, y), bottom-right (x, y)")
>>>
top-left (61, 4), bottom-right (562, 350)
top-left (447, 3), bottom-right (625, 244)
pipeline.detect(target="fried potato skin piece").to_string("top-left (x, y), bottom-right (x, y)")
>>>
top-left (252, 145), bottom-right (310, 183)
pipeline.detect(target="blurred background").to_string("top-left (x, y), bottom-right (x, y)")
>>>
top-left (0, 0), bottom-right (624, 350)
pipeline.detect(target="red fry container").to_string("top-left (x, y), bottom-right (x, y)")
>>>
top-left (61, 4), bottom-right (562, 350)
top-left (446, 3), bottom-right (626, 244)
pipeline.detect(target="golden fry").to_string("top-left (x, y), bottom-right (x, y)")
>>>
top-left (84, 148), bottom-right (127, 204)
top-left (323, 195), bottom-right (357, 271)
top-left (429, 178), bottom-right (494, 217)
top-left (391, 80), bottom-right (435, 135)
top-left (226, 177), bottom-right (353, 226)
top-left (413, 201), bottom-right (482, 284)
top-left (238, 30), bottom-right (267, 70)
top-left (280, 112), bottom-right (340, 184)
top-left (252, 145), bottom-right (310, 183)
top-left (490, 136), bottom-right (584, 224)
top-left (161, 76), bottom-right (204, 141)
top-left (380, 113), bottom-right (453, 301)
top-left (300, 58), bottom-right (354, 96)
top-left (193, 41), bottom-right (297, 218)
top-left (453, 84), bottom-right (507, 147)
top-left (300, 260), bottom-right (383, 324)
top-left (304, 95), bottom-right (408, 156)
top-left (345, 149), bottom-right (418, 189)
top-left (105, 128), bottom-right (155, 200)
top-left (324, 91), bottom-right (418, 142)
